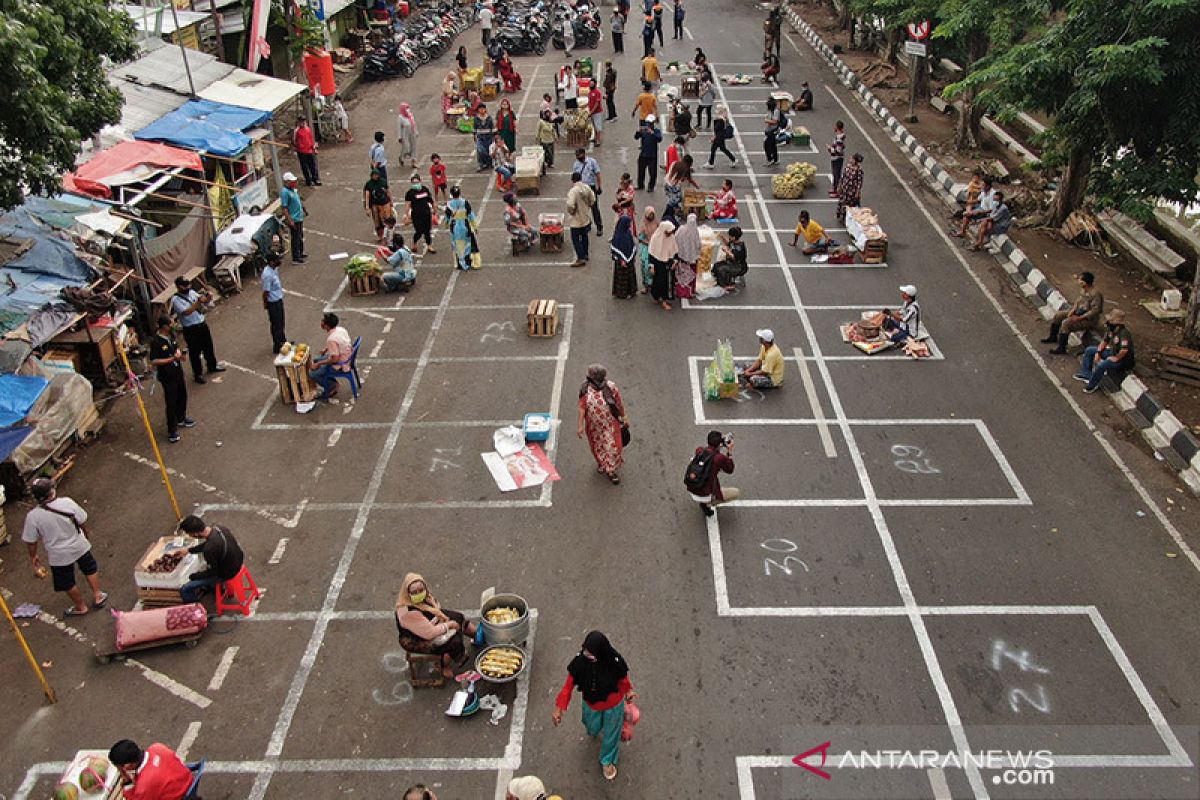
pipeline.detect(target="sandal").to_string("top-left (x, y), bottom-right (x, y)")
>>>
top-left (608, 473), bottom-right (621, 485)
top-left (660, 301), bottom-right (672, 311)
top-left (64, 607), bottom-right (88, 617)
top-left (603, 764), bottom-right (618, 780)
top-left (93, 592), bottom-right (109, 609)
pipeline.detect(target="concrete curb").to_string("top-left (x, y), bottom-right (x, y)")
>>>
top-left (786, 7), bottom-right (1200, 495)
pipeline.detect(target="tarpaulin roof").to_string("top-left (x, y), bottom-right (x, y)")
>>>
top-left (0, 203), bottom-right (97, 332)
top-left (64, 140), bottom-right (203, 199)
top-left (134, 99), bottom-right (272, 157)
top-left (198, 69), bottom-right (307, 114)
top-left (0, 375), bottom-right (49, 428)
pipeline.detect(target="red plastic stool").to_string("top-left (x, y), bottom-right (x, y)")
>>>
top-left (215, 567), bottom-right (262, 617)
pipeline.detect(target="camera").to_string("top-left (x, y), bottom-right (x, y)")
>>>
top-left (723, 433), bottom-right (734, 447)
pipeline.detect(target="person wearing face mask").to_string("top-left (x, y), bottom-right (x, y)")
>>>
top-left (404, 173), bottom-right (438, 256)
top-left (552, 630), bottom-right (638, 781)
top-left (395, 573), bottom-right (478, 679)
top-left (1075, 308), bottom-right (1135, 394)
top-left (1043, 271), bottom-right (1103, 355)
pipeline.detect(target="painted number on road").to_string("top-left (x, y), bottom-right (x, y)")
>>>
top-left (372, 650), bottom-right (415, 706)
top-left (990, 639), bottom-right (1052, 715)
top-left (481, 321), bottom-right (517, 343)
top-left (761, 538), bottom-right (810, 577)
top-left (891, 444), bottom-right (939, 474)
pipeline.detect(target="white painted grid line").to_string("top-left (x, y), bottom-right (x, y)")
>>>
top-left (177, 721), bottom-right (202, 761)
top-left (793, 345), bottom-right (836, 457)
top-left (208, 645), bottom-right (240, 692)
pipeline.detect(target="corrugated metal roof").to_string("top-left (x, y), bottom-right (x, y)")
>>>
top-left (198, 69), bottom-right (307, 113)
top-left (111, 38), bottom-right (234, 97)
top-left (324, 0), bottom-right (355, 18)
top-left (110, 76), bottom-right (189, 133)
top-left (121, 5), bottom-right (210, 35)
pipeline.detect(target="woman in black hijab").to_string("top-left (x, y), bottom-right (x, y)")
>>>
top-left (552, 631), bottom-right (637, 780)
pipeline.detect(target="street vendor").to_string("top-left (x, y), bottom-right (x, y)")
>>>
top-left (712, 226), bottom-right (748, 291)
top-left (882, 285), bottom-right (921, 343)
top-left (790, 210), bottom-right (829, 254)
top-left (381, 233), bottom-right (417, 292)
top-left (179, 514), bottom-right (244, 603)
top-left (739, 328), bottom-right (786, 389)
top-left (711, 179), bottom-right (737, 220)
top-left (395, 572), bottom-right (479, 680)
top-left (310, 312), bottom-right (353, 401)
top-left (108, 740), bottom-right (192, 800)
top-left (796, 81), bottom-right (814, 111)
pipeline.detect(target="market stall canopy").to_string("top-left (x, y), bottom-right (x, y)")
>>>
top-left (198, 69), bottom-right (308, 114)
top-left (65, 141), bottom-right (203, 200)
top-left (0, 375), bottom-right (50, 428)
top-left (134, 99), bottom-right (273, 158)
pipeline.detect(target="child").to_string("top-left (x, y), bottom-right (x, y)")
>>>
top-left (382, 212), bottom-right (398, 245)
top-left (333, 94), bottom-right (353, 143)
top-left (430, 154), bottom-right (449, 204)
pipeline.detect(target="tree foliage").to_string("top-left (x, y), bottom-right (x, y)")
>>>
top-left (0, 0), bottom-right (137, 210)
top-left (960, 0), bottom-right (1200, 221)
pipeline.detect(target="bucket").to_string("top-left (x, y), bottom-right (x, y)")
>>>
top-left (480, 593), bottom-right (530, 645)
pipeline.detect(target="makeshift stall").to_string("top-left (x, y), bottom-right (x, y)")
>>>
top-left (134, 534), bottom-right (206, 608)
top-left (701, 339), bottom-right (740, 399)
top-left (771, 162), bottom-right (816, 199)
top-left (0, 369), bottom-right (101, 498)
top-left (539, 213), bottom-right (564, 253)
top-left (52, 751), bottom-right (123, 799)
top-left (841, 312), bottom-right (931, 358)
top-left (96, 603), bottom-right (208, 662)
top-left (274, 342), bottom-right (318, 404)
top-left (845, 207), bottom-right (888, 263)
top-left (515, 148), bottom-right (544, 195)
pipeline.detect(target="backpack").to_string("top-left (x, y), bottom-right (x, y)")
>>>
top-left (683, 448), bottom-right (717, 494)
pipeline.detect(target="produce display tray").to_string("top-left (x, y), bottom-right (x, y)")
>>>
top-left (134, 536), bottom-right (203, 590)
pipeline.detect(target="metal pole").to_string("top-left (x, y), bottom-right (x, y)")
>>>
top-left (116, 334), bottom-right (183, 520)
top-left (205, 0), bottom-right (226, 62)
top-left (169, 2), bottom-right (199, 97)
top-left (0, 592), bottom-right (56, 704)
top-left (906, 51), bottom-right (921, 122)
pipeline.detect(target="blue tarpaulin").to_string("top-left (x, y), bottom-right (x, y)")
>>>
top-left (134, 99), bottom-right (273, 158)
top-left (0, 205), bottom-right (97, 334)
top-left (0, 426), bottom-right (33, 463)
top-left (0, 374), bottom-right (50, 428)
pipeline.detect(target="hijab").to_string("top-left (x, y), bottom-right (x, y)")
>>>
top-left (398, 102), bottom-right (417, 136)
top-left (675, 214), bottom-right (701, 263)
top-left (395, 572), bottom-right (450, 623)
top-left (641, 206), bottom-right (658, 240)
top-left (578, 364), bottom-right (618, 413)
top-left (610, 215), bottom-right (636, 264)
top-left (567, 631), bottom-right (629, 704)
top-left (648, 219), bottom-right (678, 261)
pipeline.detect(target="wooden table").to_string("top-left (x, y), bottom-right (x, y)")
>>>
top-left (274, 350), bottom-right (318, 404)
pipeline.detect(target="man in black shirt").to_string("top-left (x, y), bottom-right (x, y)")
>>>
top-left (404, 173), bottom-right (438, 256)
top-left (179, 514), bottom-right (244, 602)
top-left (148, 315), bottom-right (193, 444)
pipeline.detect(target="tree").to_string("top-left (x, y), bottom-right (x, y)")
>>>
top-left (0, 0), bottom-right (136, 210)
top-left (960, 0), bottom-right (1200, 225)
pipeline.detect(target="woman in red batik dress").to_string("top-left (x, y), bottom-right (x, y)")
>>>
top-left (577, 364), bottom-right (627, 484)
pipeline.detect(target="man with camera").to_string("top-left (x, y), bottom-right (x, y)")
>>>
top-left (684, 431), bottom-right (739, 517)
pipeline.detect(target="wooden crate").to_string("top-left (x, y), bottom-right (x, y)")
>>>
top-left (136, 586), bottom-right (185, 608)
top-left (540, 232), bottom-right (563, 252)
top-left (566, 128), bottom-right (590, 148)
top-left (482, 78), bottom-right (500, 100)
top-left (349, 272), bottom-right (381, 296)
top-left (276, 355), bottom-right (318, 404)
top-left (1160, 345), bottom-right (1200, 389)
top-left (861, 239), bottom-right (888, 264)
top-left (681, 76), bottom-right (699, 98)
top-left (683, 189), bottom-right (708, 220)
top-left (526, 299), bottom-right (559, 337)
top-left (718, 381), bottom-right (740, 399)
top-left (515, 173), bottom-right (541, 195)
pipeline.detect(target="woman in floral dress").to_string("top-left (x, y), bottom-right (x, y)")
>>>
top-left (577, 364), bottom-right (626, 484)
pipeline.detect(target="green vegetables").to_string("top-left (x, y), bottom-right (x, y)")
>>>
top-left (343, 253), bottom-right (381, 279)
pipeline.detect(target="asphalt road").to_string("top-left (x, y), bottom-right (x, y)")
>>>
top-left (3, 1), bottom-right (1200, 798)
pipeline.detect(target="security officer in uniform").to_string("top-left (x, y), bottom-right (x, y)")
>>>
top-left (148, 315), bottom-right (194, 444)
top-left (169, 276), bottom-right (225, 384)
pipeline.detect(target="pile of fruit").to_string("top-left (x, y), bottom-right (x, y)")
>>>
top-left (478, 646), bottom-right (524, 679)
top-left (771, 161), bottom-right (817, 199)
top-left (485, 606), bottom-right (522, 624)
top-left (144, 550), bottom-right (185, 574)
top-left (565, 108), bottom-right (592, 132)
top-left (280, 342), bottom-right (310, 364)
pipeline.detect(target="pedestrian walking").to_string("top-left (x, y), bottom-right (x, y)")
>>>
top-left (640, 14), bottom-right (654, 57)
top-left (641, 48), bottom-right (660, 86)
top-left (633, 114), bottom-right (662, 190)
top-left (148, 315), bottom-right (193, 443)
top-left (572, 148), bottom-right (604, 235)
top-left (697, 74), bottom-right (715, 130)
top-left (473, 105), bottom-right (495, 171)
top-left (261, 253), bottom-right (287, 353)
top-left (444, 185), bottom-right (480, 270)
top-left (479, 2), bottom-right (494, 45)
top-left (292, 118), bottom-right (321, 186)
top-left (828, 120), bottom-right (846, 196)
top-left (631, 80), bottom-right (658, 122)
top-left (663, 155), bottom-right (697, 224)
top-left (588, 84), bottom-right (605, 146)
top-left (536, 109), bottom-right (560, 168)
top-left (610, 9), bottom-right (624, 53)
top-left (577, 364), bottom-right (627, 481)
top-left (177, 515), bottom-right (244, 603)
top-left (280, 172), bottom-right (306, 263)
top-left (836, 152), bottom-right (864, 223)
top-left (763, 97), bottom-right (783, 166)
top-left (22, 477), bottom-right (107, 618)
top-left (674, 212), bottom-right (701, 299)
top-left (603, 62), bottom-right (618, 120)
top-left (651, 0), bottom-right (664, 45)
top-left (405, 172), bottom-right (438, 256)
top-left (566, 173), bottom-right (596, 266)
top-left (672, 0), bottom-right (684, 39)
top-left (647, 218), bottom-right (677, 310)
top-left (429, 154), bottom-right (449, 205)
top-left (562, 14), bottom-right (576, 57)
top-left (552, 631), bottom-right (638, 781)
top-left (369, 131), bottom-right (388, 185)
top-left (363, 168), bottom-right (394, 243)
top-left (495, 98), bottom-right (518, 153)
top-left (638, 206), bottom-right (657, 291)
top-left (707, 106), bottom-right (737, 168)
top-left (397, 103), bottom-right (419, 169)
top-left (685, 430), bottom-right (739, 516)
top-left (611, 216), bottom-right (638, 299)
top-left (169, 277), bottom-right (224, 384)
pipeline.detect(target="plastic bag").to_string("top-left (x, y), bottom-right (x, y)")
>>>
top-left (716, 339), bottom-right (735, 383)
top-left (703, 361), bottom-right (720, 400)
top-left (621, 699), bottom-right (642, 742)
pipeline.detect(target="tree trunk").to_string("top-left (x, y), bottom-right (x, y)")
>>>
top-left (885, 27), bottom-right (901, 65)
top-left (838, 0), bottom-right (851, 30)
top-left (955, 89), bottom-right (981, 150)
top-left (1184, 265), bottom-right (1200, 347)
top-left (1052, 146), bottom-right (1090, 226)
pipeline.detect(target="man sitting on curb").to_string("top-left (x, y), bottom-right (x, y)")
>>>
top-left (1042, 271), bottom-right (1104, 355)
top-left (952, 176), bottom-right (995, 237)
top-left (968, 191), bottom-right (1012, 251)
top-left (1075, 309), bottom-right (1134, 394)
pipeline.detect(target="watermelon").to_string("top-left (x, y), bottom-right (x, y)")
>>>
top-left (77, 757), bottom-right (110, 793)
top-left (52, 781), bottom-right (79, 800)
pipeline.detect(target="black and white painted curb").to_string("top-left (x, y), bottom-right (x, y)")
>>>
top-left (786, 6), bottom-right (1200, 494)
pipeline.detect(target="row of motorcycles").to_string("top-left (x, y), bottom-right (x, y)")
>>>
top-left (363, 1), bottom-right (475, 80)
top-left (551, 1), bottom-right (602, 50)
top-left (489, 0), bottom-right (601, 55)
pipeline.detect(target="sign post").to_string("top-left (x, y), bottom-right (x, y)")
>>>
top-left (904, 20), bottom-right (931, 122)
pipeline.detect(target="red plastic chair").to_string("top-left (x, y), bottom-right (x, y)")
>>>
top-left (215, 566), bottom-right (262, 617)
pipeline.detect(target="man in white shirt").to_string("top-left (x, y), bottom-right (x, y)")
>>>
top-left (22, 478), bottom-right (107, 617)
top-left (479, 3), bottom-right (494, 45)
top-left (309, 312), bottom-right (354, 400)
top-left (954, 178), bottom-right (996, 238)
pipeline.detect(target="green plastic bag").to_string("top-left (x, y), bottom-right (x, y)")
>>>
top-left (704, 361), bottom-right (720, 400)
top-left (717, 339), bottom-right (735, 383)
